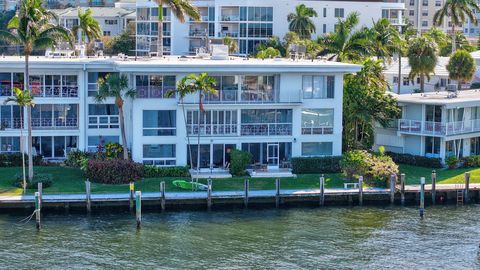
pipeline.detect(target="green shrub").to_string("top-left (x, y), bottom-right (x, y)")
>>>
top-left (445, 156), bottom-right (459, 169)
top-left (86, 159), bottom-right (144, 184)
top-left (14, 173), bottom-right (53, 189)
top-left (105, 142), bottom-right (124, 159)
top-left (0, 153), bottom-right (43, 167)
top-left (291, 156), bottom-right (342, 174)
top-left (65, 150), bottom-right (91, 168)
top-left (144, 165), bottom-right (190, 178)
top-left (230, 149), bottom-right (252, 176)
top-left (462, 155), bottom-right (480, 167)
top-left (385, 152), bottom-right (443, 168)
top-left (340, 151), bottom-right (369, 180)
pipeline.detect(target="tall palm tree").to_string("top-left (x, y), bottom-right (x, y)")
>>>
top-left (368, 18), bottom-right (400, 64)
top-left (95, 74), bottom-right (136, 160)
top-left (287, 4), bottom-right (318, 39)
top-left (407, 36), bottom-right (438, 92)
top-left (433, 0), bottom-right (480, 53)
top-left (72, 8), bottom-right (102, 45)
top-left (0, 0), bottom-right (72, 181)
top-left (395, 23), bottom-right (416, 94)
top-left (4, 88), bottom-right (34, 193)
top-left (154, 0), bottom-right (200, 56)
top-left (318, 12), bottom-right (370, 62)
top-left (176, 73), bottom-right (216, 182)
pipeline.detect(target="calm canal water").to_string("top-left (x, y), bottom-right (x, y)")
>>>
top-left (1, 206), bottom-right (480, 269)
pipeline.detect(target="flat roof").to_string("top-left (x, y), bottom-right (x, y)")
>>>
top-left (391, 89), bottom-right (480, 107)
top-left (384, 57), bottom-right (450, 77)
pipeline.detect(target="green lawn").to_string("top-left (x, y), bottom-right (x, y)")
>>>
top-left (0, 164), bottom-right (478, 195)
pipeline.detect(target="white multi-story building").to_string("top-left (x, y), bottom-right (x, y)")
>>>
top-left (0, 55), bottom-right (360, 174)
top-left (135, 0), bottom-right (405, 56)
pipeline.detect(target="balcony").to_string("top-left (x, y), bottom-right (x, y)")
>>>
top-left (0, 86), bottom-right (12, 96)
top-left (187, 124), bottom-right (238, 136)
top-left (301, 127), bottom-right (334, 135)
top-left (31, 86), bottom-right (78, 98)
top-left (189, 29), bottom-right (208, 37)
top-left (218, 31), bottom-right (239, 38)
top-left (220, 15), bottom-right (240, 22)
top-left (241, 123), bottom-right (292, 136)
top-left (0, 118), bottom-right (22, 129)
top-left (398, 119), bottom-right (480, 136)
top-left (136, 86), bottom-right (175, 99)
top-left (32, 118), bottom-right (78, 129)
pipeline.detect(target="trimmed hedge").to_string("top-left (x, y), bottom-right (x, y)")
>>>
top-left (385, 152), bottom-right (443, 168)
top-left (86, 159), bottom-right (144, 184)
top-left (0, 153), bottom-right (43, 167)
top-left (14, 173), bottom-right (53, 189)
top-left (291, 156), bottom-right (342, 174)
top-left (144, 165), bottom-right (190, 178)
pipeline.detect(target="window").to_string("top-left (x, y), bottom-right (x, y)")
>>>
top-left (424, 136), bottom-right (440, 158)
top-left (143, 110), bottom-right (176, 136)
top-left (103, 31), bottom-right (111, 36)
top-left (334, 8), bottom-right (344, 18)
top-left (88, 104), bottom-right (119, 129)
top-left (323, 8), bottom-right (327, 17)
top-left (409, 10), bottom-right (414, 16)
top-left (422, 21), bottom-right (428, 27)
top-left (88, 72), bottom-right (111, 96)
top-left (105, 19), bottom-right (117, 25)
top-left (32, 136), bottom-right (77, 158)
top-left (187, 109), bottom-right (237, 136)
top-left (0, 105), bottom-right (21, 129)
top-left (31, 104), bottom-right (78, 129)
top-left (302, 76), bottom-right (335, 99)
top-left (301, 109), bottom-right (334, 135)
top-left (241, 75), bottom-right (276, 102)
top-left (241, 109), bottom-right (292, 136)
top-left (0, 137), bottom-right (20, 153)
top-left (301, 142), bottom-right (333, 156)
top-left (422, 0), bottom-right (428, 6)
top-left (403, 77), bottom-right (410, 86)
top-left (435, 0), bottom-right (441, 6)
top-left (143, 144), bottom-right (176, 166)
top-left (135, 75), bottom-right (176, 98)
top-left (422, 10), bottom-right (428, 16)
top-left (87, 135), bottom-right (119, 152)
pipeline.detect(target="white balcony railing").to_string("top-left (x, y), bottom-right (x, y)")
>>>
top-left (241, 123), bottom-right (292, 136)
top-left (31, 86), bottom-right (78, 98)
top-left (187, 124), bottom-right (238, 136)
top-left (32, 118), bottom-right (78, 129)
top-left (301, 126), bottom-right (334, 135)
top-left (191, 89), bottom-right (302, 104)
top-left (398, 119), bottom-right (480, 136)
top-left (0, 118), bottom-right (23, 129)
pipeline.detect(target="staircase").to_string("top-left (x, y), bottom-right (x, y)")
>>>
top-left (456, 184), bottom-right (464, 206)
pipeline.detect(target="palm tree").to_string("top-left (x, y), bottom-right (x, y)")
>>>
top-left (407, 36), bottom-right (438, 92)
top-left (433, 0), bottom-right (480, 53)
top-left (395, 23), bottom-right (416, 94)
top-left (368, 18), bottom-right (400, 64)
top-left (287, 4), bottom-right (318, 39)
top-left (95, 74), bottom-right (136, 160)
top-left (223, 36), bottom-right (238, 55)
top-left (0, 0), bottom-right (72, 181)
top-left (447, 49), bottom-right (476, 91)
top-left (154, 0), bottom-right (200, 56)
top-left (176, 73), bottom-right (216, 182)
top-left (72, 8), bottom-right (102, 45)
top-left (318, 12), bottom-right (370, 62)
top-left (3, 88), bottom-right (34, 193)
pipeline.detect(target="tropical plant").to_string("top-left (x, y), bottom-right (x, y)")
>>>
top-left (407, 36), bottom-right (438, 92)
top-left (255, 47), bottom-right (280, 59)
top-left (72, 8), bottom-right (101, 45)
top-left (287, 4), bottom-right (318, 39)
top-left (433, 0), bottom-right (480, 53)
top-left (439, 31), bottom-right (475, 56)
top-left (175, 73), bottom-right (217, 181)
top-left (318, 12), bottom-right (370, 62)
top-left (95, 74), bottom-right (136, 160)
top-left (368, 18), bottom-right (400, 63)
top-left (0, 0), bottom-right (72, 181)
top-left (423, 27), bottom-right (449, 50)
top-left (154, 0), bottom-right (200, 56)
top-left (447, 49), bottom-right (476, 91)
top-left (3, 88), bottom-right (34, 193)
top-left (343, 60), bottom-right (400, 150)
top-left (223, 35), bottom-right (238, 55)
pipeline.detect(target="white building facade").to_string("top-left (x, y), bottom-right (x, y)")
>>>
top-left (0, 56), bottom-right (360, 170)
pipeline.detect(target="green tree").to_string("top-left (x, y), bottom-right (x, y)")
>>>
top-left (343, 60), bottom-right (400, 151)
top-left (95, 74), bottom-right (136, 160)
top-left (0, 0), bottom-right (72, 181)
top-left (111, 30), bottom-right (135, 55)
top-left (423, 27), bottom-right (449, 50)
top-left (368, 18), bottom-right (400, 63)
top-left (255, 47), bottom-right (280, 59)
top-left (3, 88), bottom-right (34, 193)
top-left (433, 0), bottom-right (480, 53)
top-left (176, 73), bottom-right (216, 182)
top-left (287, 4), bottom-right (318, 39)
top-left (72, 8), bottom-right (101, 44)
top-left (407, 36), bottom-right (438, 92)
top-left (440, 31), bottom-right (475, 56)
top-left (223, 36), bottom-right (238, 55)
top-left (318, 12), bottom-right (370, 62)
top-left (154, 0), bottom-right (200, 56)
top-left (447, 49), bottom-right (476, 91)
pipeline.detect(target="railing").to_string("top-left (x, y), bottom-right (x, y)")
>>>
top-left (0, 118), bottom-right (23, 129)
top-left (187, 89), bottom-right (302, 104)
top-left (220, 15), bottom-right (240, 21)
top-left (301, 127), bottom-right (334, 135)
top-left (136, 86), bottom-right (175, 99)
top-left (0, 86), bottom-right (11, 96)
top-left (398, 119), bottom-right (480, 136)
top-left (32, 118), bottom-right (78, 129)
top-left (189, 29), bottom-right (208, 36)
top-left (241, 123), bottom-right (292, 136)
top-left (31, 86), bottom-right (78, 98)
top-left (446, 119), bottom-right (480, 136)
top-left (88, 115), bottom-right (119, 129)
top-left (187, 124), bottom-right (238, 136)
top-left (218, 31), bottom-right (239, 37)
top-left (143, 127), bottom-right (176, 136)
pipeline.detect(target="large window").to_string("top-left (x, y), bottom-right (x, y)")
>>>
top-left (0, 73), bottom-right (24, 96)
top-left (241, 75), bottom-right (276, 102)
top-left (33, 136), bottom-right (77, 158)
top-left (424, 136), bottom-right (440, 158)
top-left (143, 110), bottom-right (176, 136)
top-left (301, 109), bottom-right (334, 135)
top-left (205, 76), bottom-right (238, 102)
top-left (31, 104), bottom-right (78, 129)
top-left (0, 137), bottom-right (20, 153)
top-left (135, 75), bottom-right (176, 98)
top-left (0, 105), bottom-right (21, 129)
top-left (88, 104), bottom-right (119, 129)
top-left (87, 135), bottom-right (119, 152)
top-left (301, 142), bottom-right (333, 156)
top-left (187, 110), bottom-right (237, 136)
top-left (241, 142), bottom-right (291, 164)
top-left (241, 109), bottom-right (292, 136)
top-left (28, 74), bottom-right (78, 97)
top-left (302, 76), bottom-right (335, 99)
top-left (88, 72), bottom-right (112, 97)
top-left (143, 144), bottom-right (176, 166)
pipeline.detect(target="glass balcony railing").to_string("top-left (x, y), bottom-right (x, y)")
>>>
top-left (398, 119), bottom-right (480, 136)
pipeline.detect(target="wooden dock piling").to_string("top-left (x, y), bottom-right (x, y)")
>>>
top-left (400, 173), bottom-right (405, 206)
top-left (129, 182), bottom-right (134, 210)
top-left (244, 179), bottom-right (249, 208)
top-left (465, 172), bottom-right (470, 204)
top-left (135, 191), bottom-right (141, 229)
top-left (431, 170), bottom-right (436, 205)
top-left (85, 180), bottom-right (91, 213)
top-left (37, 182), bottom-right (42, 204)
top-left (160, 181), bottom-right (166, 211)
top-left (420, 177), bottom-right (425, 218)
top-left (207, 178), bottom-right (212, 210)
top-left (358, 176), bottom-right (363, 206)
top-left (319, 175), bottom-right (325, 206)
top-left (34, 192), bottom-right (41, 230)
top-left (390, 174), bottom-right (396, 205)
top-left (275, 178), bottom-right (280, 208)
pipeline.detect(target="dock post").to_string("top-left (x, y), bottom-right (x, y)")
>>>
top-left (319, 175), bottom-right (325, 206)
top-left (207, 178), bottom-right (212, 210)
top-left (275, 178), bottom-right (280, 208)
top-left (34, 192), bottom-right (41, 230)
top-left (400, 173), bottom-right (405, 206)
top-left (465, 172), bottom-right (470, 204)
top-left (135, 191), bottom-right (141, 229)
top-left (358, 176), bottom-right (363, 206)
top-left (390, 174), bottom-right (396, 205)
top-left (37, 182), bottom-right (42, 204)
top-left (129, 181), bottom-right (134, 210)
top-left (160, 181), bottom-right (166, 212)
top-left (244, 179), bottom-right (249, 208)
top-left (85, 179), bottom-right (91, 213)
top-left (419, 177), bottom-right (425, 218)
top-left (431, 170), bottom-right (436, 205)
